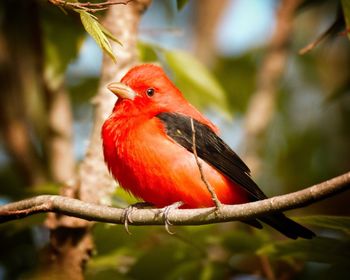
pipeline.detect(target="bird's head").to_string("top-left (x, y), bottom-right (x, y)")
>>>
top-left (107, 64), bottom-right (186, 117)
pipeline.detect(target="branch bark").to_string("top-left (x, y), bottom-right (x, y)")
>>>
top-left (1, 171), bottom-right (349, 225)
top-left (48, 0), bottom-right (134, 13)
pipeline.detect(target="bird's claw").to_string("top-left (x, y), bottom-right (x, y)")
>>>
top-left (122, 202), bottom-right (153, 234)
top-left (160, 201), bottom-right (184, 234)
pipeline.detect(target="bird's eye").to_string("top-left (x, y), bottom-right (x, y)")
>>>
top-left (146, 88), bottom-right (155, 97)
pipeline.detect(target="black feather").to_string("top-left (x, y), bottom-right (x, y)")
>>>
top-left (157, 112), bottom-right (266, 201)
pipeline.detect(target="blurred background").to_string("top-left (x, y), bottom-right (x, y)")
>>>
top-left (0, 0), bottom-right (349, 279)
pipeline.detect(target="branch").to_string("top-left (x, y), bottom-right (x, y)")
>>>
top-left (244, 0), bottom-right (301, 174)
top-left (48, 0), bottom-right (134, 13)
top-left (1, 172), bottom-right (349, 225)
top-left (190, 117), bottom-right (222, 209)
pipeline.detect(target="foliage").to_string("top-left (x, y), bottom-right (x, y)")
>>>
top-left (84, 215), bottom-right (350, 279)
top-left (78, 10), bottom-right (121, 62)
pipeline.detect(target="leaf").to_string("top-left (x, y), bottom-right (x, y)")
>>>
top-left (221, 230), bottom-right (268, 254)
top-left (164, 49), bottom-right (229, 113)
top-left (79, 10), bottom-right (117, 62)
top-left (176, 0), bottom-right (189, 11)
top-left (128, 244), bottom-right (196, 279)
top-left (99, 23), bottom-right (123, 46)
top-left (113, 186), bottom-right (139, 207)
top-left (137, 41), bottom-right (159, 62)
top-left (41, 4), bottom-right (84, 89)
top-left (258, 237), bottom-right (350, 265)
top-left (26, 183), bottom-right (60, 196)
top-left (294, 215), bottom-right (350, 233)
top-left (341, 0), bottom-right (350, 40)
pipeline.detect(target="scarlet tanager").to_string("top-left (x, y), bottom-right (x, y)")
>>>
top-left (102, 64), bottom-right (315, 239)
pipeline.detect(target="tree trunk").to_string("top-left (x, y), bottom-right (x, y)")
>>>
top-left (39, 1), bottom-right (152, 279)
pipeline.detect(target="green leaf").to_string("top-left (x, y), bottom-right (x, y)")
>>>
top-left (166, 260), bottom-right (201, 280)
top-left (137, 41), bottom-right (159, 62)
top-left (221, 230), bottom-right (268, 254)
top-left (0, 214), bottom-right (46, 235)
top-left (79, 10), bottom-right (117, 62)
top-left (26, 183), bottom-right (60, 196)
top-left (41, 4), bottom-right (84, 89)
top-left (258, 237), bottom-right (350, 265)
top-left (294, 215), bottom-right (350, 233)
top-left (99, 23), bottom-right (123, 46)
top-left (341, 0), bottom-right (350, 40)
top-left (128, 244), bottom-right (196, 279)
top-left (164, 49), bottom-right (229, 114)
top-left (177, 0), bottom-right (189, 11)
top-left (113, 186), bottom-right (139, 207)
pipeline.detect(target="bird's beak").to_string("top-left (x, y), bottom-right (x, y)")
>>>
top-left (107, 82), bottom-right (136, 100)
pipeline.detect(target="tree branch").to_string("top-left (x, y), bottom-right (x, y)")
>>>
top-left (244, 0), bottom-right (301, 175)
top-left (48, 0), bottom-right (134, 13)
top-left (1, 171), bottom-right (349, 225)
top-left (190, 117), bottom-right (222, 209)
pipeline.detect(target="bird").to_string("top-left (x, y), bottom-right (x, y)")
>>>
top-left (101, 64), bottom-right (315, 239)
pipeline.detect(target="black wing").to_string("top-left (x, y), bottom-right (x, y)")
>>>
top-left (156, 112), bottom-right (267, 201)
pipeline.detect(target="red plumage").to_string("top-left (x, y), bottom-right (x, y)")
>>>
top-left (102, 65), bottom-right (248, 207)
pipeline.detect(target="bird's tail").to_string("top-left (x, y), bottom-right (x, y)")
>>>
top-left (259, 213), bottom-right (315, 239)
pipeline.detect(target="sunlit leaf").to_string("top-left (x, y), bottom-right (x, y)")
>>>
top-left (137, 41), bottom-right (159, 62)
top-left (164, 49), bottom-right (229, 113)
top-left (79, 10), bottom-right (117, 62)
top-left (258, 237), bottom-right (350, 265)
top-left (99, 23), bottom-right (123, 46)
top-left (26, 183), bottom-right (59, 196)
top-left (113, 186), bottom-right (139, 207)
top-left (341, 0), bottom-right (350, 40)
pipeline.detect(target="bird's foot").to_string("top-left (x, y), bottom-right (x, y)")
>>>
top-left (160, 201), bottom-right (184, 234)
top-left (122, 202), bottom-right (153, 234)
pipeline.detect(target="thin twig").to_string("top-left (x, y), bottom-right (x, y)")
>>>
top-left (259, 255), bottom-right (276, 280)
top-left (299, 18), bottom-right (343, 55)
top-left (0, 171), bottom-right (349, 225)
top-left (48, 0), bottom-right (134, 13)
top-left (190, 118), bottom-right (222, 209)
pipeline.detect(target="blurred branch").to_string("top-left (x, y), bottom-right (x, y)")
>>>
top-left (0, 0), bottom-right (47, 187)
top-left (48, 0), bottom-right (134, 13)
top-left (299, 8), bottom-right (345, 55)
top-left (244, 0), bottom-right (300, 175)
top-left (193, 0), bottom-right (228, 66)
top-left (1, 171), bottom-right (349, 225)
top-left (44, 81), bottom-right (75, 183)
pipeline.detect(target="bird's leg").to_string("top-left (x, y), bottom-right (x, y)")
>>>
top-left (160, 201), bottom-right (184, 234)
top-left (122, 202), bottom-right (153, 234)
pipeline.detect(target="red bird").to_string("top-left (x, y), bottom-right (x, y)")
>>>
top-left (102, 64), bottom-right (314, 239)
